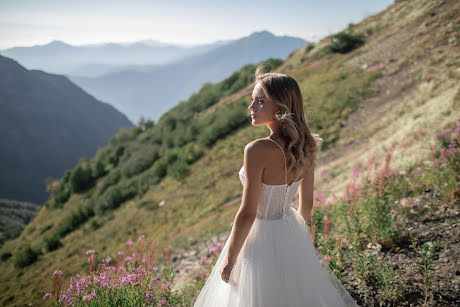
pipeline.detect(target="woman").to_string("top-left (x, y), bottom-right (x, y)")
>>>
top-left (193, 65), bottom-right (359, 307)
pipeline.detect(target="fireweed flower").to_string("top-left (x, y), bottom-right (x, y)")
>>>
top-left (158, 297), bottom-right (169, 306)
top-left (146, 291), bottom-right (156, 305)
top-left (104, 256), bottom-right (112, 265)
top-left (43, 293), bottom-right (53, 300)
top-left (53, 270), bottom-right (63, 277)
top-left (200, 256), bottom-right (208, 265)
top-left (58, 294), bottom-right (73, 306)
top-left (209, 246), bottom-right (217, 255)
top-left (125, 256), bottom-right (133, 263)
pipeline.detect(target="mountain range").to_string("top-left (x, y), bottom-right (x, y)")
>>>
top-left (0, 39), bottom-right (229, 77)
top-left (70, 31), bottom-right (307, 123)
top-left (0, 55), bottom-right (133, 204)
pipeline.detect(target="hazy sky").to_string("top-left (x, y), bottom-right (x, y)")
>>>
top-left (0, 0), bottom-right (394, 49)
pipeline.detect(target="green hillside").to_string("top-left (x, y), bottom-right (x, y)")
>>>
top-left (0, 0), bottom-right (459, 305)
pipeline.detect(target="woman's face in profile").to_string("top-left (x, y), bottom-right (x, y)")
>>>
top-left (248, 82), bottom-right (277, 126)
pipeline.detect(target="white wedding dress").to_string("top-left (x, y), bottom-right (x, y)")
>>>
top-left (193, 139), bottom-right (359, 307)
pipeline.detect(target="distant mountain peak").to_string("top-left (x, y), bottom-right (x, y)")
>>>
top-left (250, 30), bottom-right (275, 38)
top-left (45, 40), bottom-right (71, 47)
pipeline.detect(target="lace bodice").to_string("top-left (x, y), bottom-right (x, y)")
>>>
top-left (238, 139), bottom-right (303, 221)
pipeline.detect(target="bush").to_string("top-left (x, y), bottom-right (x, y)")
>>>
top-left (108, 146), bottom-right (125, 168)
top-left (121, 146), bottom-right (159, 178)
top-left (1, 251), bottom-right (12, 261)
top-left (326, 31), bottom-right (365, 54)
top-left (15, 245), bottom-right (40, 268)
top-left (97, 169), bottom-right (121, 196)
top-left (197, 99), bottom-right (248, 147)
top-left (152, 152), bottom-right (178, 179)
top-left (55, 205), bottom-right (95, 238)
top-left (304, 43), bottom-right (315, 53)
top-left (92, 160), bottom-right (107, 179)
top-left (95, 183), bottom-right (137, 215)
top-left (70, 165), bottom-right (95, 193)
top-left (50, 185), bottom-right (71, 208)
top-left (44, 233), bottom-right (63, 252)
top-left (62, 170), bottom-right (72, 184)
top-left (170, 160), bottom-right (191, 180)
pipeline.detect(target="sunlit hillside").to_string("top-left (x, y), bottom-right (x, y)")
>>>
top-left (0, 0), bottom-right (459, 305)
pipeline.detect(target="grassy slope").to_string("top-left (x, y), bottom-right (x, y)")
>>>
top-left (0, 0), bottom-right (459, 305)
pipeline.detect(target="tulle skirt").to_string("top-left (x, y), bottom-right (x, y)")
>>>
top-left (193, 207), bottom-right (359, 307)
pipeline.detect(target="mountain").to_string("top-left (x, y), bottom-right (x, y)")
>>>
top-left (0, 0), bottom-right (459, 305)
top-left (70, 30), bottom-right (308, 123)
top-left (0, 55), bottom-right (133, 204)
top-left (0, 39), bottom-right (227, 77)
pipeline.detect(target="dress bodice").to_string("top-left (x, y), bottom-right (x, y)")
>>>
top-left (238, 138), bottom-right (303, 221)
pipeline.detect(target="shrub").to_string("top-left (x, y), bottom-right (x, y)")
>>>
top-left (1, 251), bottom-right (12, 261)
top-left (97, 169), bottom-right (121, 196)
top-left (170, 160), bottom-right (191, 180)
top-left (197, 99), bottom-right (248, 147)
top-left (50, 185), bottom-right (71, 208)
top-left (152, 152), bottom-right (178, 179)
top-left (304, 43), bottom-right (315, 54)
top-left (15, 245), bottom-right (40, 268)
top-left (108, 146), bottom-right (125, 168)
top-left (326, 31), bottom-right (365, 54)
top-left (44, 234), bottom-right (63, 252)
top-left (55, 205), bottom-right (95, 238)
top-left (92, 160), bottom-right (107, 179)
top-left (69, 165), bottom-right (95, 193)
top-left (95, 183), bottom-right (137, 215)
top-left (121, 146), bottom-right (159, 178)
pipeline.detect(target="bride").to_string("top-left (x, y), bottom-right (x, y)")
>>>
top-left (193, 65), bottom-right (359, 306)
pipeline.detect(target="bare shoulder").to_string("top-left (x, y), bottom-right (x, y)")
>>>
top-left (244, 138), bottom-right (273, 155)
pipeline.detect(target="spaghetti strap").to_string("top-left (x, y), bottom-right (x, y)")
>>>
top-left (267, 138), bottom-right (287, 185)
top-left (267, 138), bottom-right (302, 184)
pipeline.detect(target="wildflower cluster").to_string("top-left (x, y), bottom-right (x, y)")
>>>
top-left (193, 239), bottom-right (225, 289)
top-left (43, 235), bottom-right (187, 306)
top-left (305, 119), bottom-right (460, 304)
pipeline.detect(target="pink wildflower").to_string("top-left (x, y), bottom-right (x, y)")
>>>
top-left (209, 246), bottom-right (217, 255)
top-left (104, 256), bottom-right (112, 264)
top-left (323, 255), bottom-right (332, 263)
top-left (200, 256), bottom-right (208, 265)
top-left (124, 256), bottom-right (133, 263)
top-left (53, 270), bottom-right (63, 277)
top-left (146, 291), bottom-right (156, 305)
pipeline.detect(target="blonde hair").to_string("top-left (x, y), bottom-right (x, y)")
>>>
top-left (254, 64), bottom-right (323, 176)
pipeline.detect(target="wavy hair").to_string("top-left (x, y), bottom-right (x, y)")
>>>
top-left (254, 64), bottom-right (323, 175)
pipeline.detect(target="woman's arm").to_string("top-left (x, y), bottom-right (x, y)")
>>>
top-left (297, 164), bottom-right (315, 224)
top-left (225, 140), bottom-right (265, 265)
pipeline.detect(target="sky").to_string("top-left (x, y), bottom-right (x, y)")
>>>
top-left (0, 0), bottom-right (394, 49)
